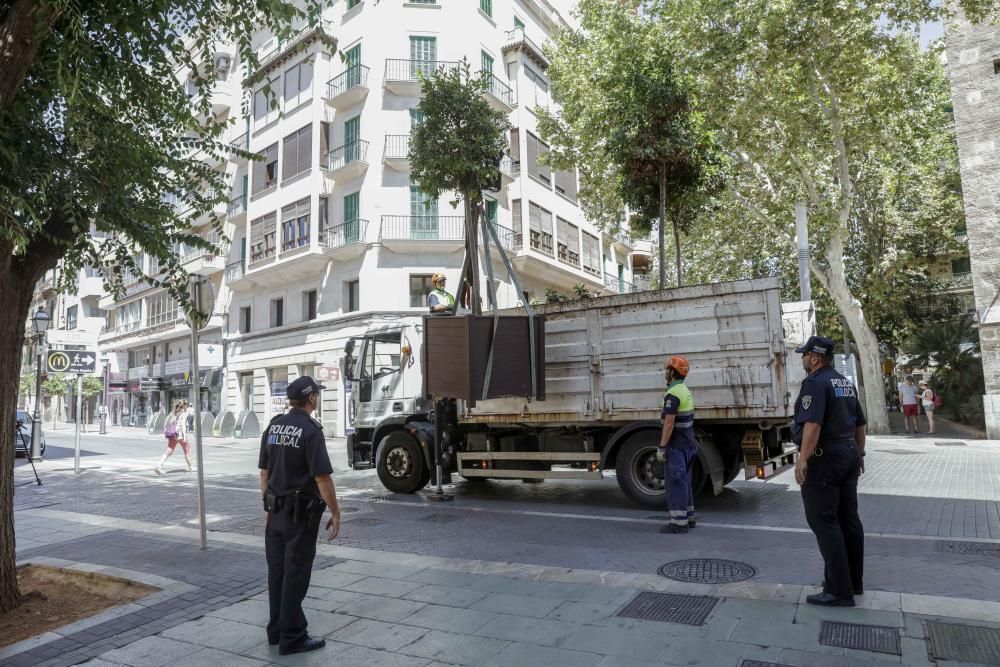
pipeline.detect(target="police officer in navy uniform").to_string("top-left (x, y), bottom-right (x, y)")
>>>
top-left (793, 335), bottom-right (866, 607)
top-left (258, 376), bottom-right (342, 655)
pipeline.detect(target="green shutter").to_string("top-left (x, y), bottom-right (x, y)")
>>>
top-left (480, 0), bottom-right (492, 18)
top-left (343, 192), bottom-right (359, 242)
top-left (481, 51), bottom-right (494, 74)
top-left (410, 185), bottom-right (438, 239)
top-left (514, 16), bottom-right (525, 29)
top-left (345, 44), bottom-right (361, 88)
top-left (344, 116), bottom-right (360, 162)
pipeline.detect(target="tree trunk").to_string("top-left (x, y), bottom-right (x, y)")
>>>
top-left (463, 194), bottom-right (482, 316)
top-left (0, 271), bottom-right (39, 612)
top-left (658, 164), bottom-right (666, 289)
top-left (672, 215), bottom-right (683, 288)
top-left (813, 234), bottom-right (890, 435)
top-left (0, 0), bottom-right (59, 112)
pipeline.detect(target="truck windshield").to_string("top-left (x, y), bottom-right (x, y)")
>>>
top-left (362, 332), bottom-right (403, 380)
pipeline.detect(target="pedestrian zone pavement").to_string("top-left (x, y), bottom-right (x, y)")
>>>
top-left (6, 510), bottom-right (1000, 667)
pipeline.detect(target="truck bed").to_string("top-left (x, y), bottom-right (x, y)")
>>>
top-left (462, 278), bottom-right (798, 426)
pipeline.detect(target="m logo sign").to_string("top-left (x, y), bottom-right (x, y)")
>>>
top-left (46, 350), bottom-right (97, 374)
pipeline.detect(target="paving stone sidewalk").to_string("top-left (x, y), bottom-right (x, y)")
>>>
top-left (7, 515), bottom-right (1000, 667)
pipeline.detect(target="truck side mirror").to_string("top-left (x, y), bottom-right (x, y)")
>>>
top-left (343, 339), bottom-right (357, 381)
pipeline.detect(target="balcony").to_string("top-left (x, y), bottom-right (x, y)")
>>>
top-left (943, 272), bottom-right (973, 291)
top-left (224, 260), bottom-right (246, 285)
top-left (502, 27), bottom-right (548, 68)
top-left (379, 215), bottom-right (465, 251)
top-left (384, 59), bottom-right (460, 96)
top-left (529, 230), bottom-right (554, 257)
top-left (478, 71), bottom-right (515, 111)
top-left (179, 235), bottom-right (228, 276)
top-left (227, 192), bottom-right (247, 219)
top-left (557, 244), bottom-right (581, 269)
top-left (325, 65), bottom-right (369, 109)
top-left (610, 229), bottom-right (634, 251)
top-left (383, 134), bottom-right (410, 171)
top-left (487, 154), bottom-right (515, 192)
top-left (604, 272), bottom-right (638, 295)
top-left (321, 220), bottom-right (369, 260)
top-left (482, 223), bottom-right (516, 253)
top-left (322, 140), bottom-right (369, 181)
top-left (77, 274), bottom-right (105, 300)
top-left (228, 131), bottom-right (249, 162)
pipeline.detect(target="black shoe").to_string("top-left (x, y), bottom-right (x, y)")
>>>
top-left (806, 593), bottom-right (855, 607)
top-left (854, 587), bottom-right (864, 596)
top-left (268, 638), bottom-right (278, 646)
top-left (279, 637), bottom-right (326, 656)
top-left (659, 524), bottom-right (689, 534)
top-left (688, 520), bottom-right (696, 528)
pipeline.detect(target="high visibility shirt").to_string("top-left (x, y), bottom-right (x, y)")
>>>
top-left (661, 380), bottom-right (696, 449)
top-left (426, 288), bottom-right (455, 310)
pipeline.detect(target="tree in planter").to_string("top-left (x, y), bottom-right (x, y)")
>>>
top-left (0, 0), bottom-right (325, 613)
top-left (537, 0), bottom-right (720, 289)
top-left (408, 60), bottom-right (511, 312)
top-left (80, 376), bottom-right (105, 432)
top-left (652, 0), bottom-right (978, 434)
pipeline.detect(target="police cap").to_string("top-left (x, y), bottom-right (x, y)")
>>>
top-left (287, 376), bottom-right (326, 401)
top-left (794, 335), bottom-right (836, 357)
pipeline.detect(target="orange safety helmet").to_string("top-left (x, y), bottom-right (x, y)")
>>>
top-left (665, 355), bottom-right (690, 377)
top-left (431, 272), bottom-right (447, 285)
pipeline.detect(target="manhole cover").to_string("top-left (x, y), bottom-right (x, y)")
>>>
top-left (935, 441), bottom-right (967, 447)
top-left (617, 591), bottom-right (718, 626)
top-left (419, 514), bottom-right (462, 523)
top-left (934, 541), bottom-right (1000, 557)
top-left (819, 621), bottom-right (900, 655)
top-left (657, 559), bottom-right (756, 584)
top-left (344, 517), bottom-right (384, 527)
top-left (928, 621), bottom-right (1000, 663)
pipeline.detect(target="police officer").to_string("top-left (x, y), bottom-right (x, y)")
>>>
top-left (793, 335), bottom-right (866, 607)
top-left (657, 355), bottom-right (697, 534)
top-left (258, 376), bottom-right (342, 655)
top-left (426, 273), bottom-right (455, 315)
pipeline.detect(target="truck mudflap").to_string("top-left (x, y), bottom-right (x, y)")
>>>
top-left (696, 432), bottom-right (725, 496)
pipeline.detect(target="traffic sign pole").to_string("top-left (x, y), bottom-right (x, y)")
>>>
top-left (74, 373), bottom-right (83, 474)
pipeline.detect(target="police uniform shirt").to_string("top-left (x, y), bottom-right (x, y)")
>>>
top-left (795, 366), bottom-right (867, 442)
top-left (661, 381), bottom-right (697, 449)
top-left (258, 408), bottom-right (333, 497)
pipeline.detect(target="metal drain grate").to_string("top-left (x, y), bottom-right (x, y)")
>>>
top-left (928, 621), bottom-right (1000, 663)
top-left (934, 540), bottom-right (1000, 557)
top-left (658, 559), bottom-right (756, 584)
top-left (935, 441), bottom-right (967, 447)
top-left (740, 661), bottom-right (794, 667)
top-left (368, 495), bottom-right (402, 501)
top-left (344, 517), bottom-right (384, 527)
top-left (419, 513), bottom-right (463, 523)
top-left (882, 449), bottom-right (925, 456)
top-left (617, 591), bottom-right (718, 626)
top-left (340, 506), bottom-right (362, 514)
top-left (819, 621), bottom-right (900, 655)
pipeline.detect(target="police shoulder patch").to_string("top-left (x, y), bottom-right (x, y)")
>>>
top-left (801, 395), bottom-right (813, 410)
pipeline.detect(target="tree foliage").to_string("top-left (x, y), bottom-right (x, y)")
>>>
top-left (537, 0), bottom-right (720, 287)
top-left (41, 373), bottom-right (67, 397)
top-left (903, 316), bottom-right (985, 426)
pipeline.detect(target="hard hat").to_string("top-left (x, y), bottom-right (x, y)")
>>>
top-left (431, 273), bottom-right (447, 284)
top-left (665, 355), bottom-right (690, 377)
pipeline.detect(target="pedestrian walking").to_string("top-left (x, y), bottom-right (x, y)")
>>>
top-left (657, 355), bottom-right (697, 534)
top-left (155, 401), bottom-right (193, 475)
top-left (259, 376), bottom-right (342, 656)
top-left (919, 381), bottom-right (937, 434)
top-left (898, 375), bottom-right (920, 433)
top-left (793, 335), bottom-right (866, 606)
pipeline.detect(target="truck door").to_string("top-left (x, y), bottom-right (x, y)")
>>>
top-left (357, 331), bottom-right (405, 421)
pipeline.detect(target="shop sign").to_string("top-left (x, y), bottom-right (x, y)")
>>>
top-left (164, 358), bottom-right (189, 376)
top-left (270, 380), bottom-right (288, 418)
top-left (139, 377), bottom-right (163, 391)
top-left (316, 366), bottom-right (340, 384)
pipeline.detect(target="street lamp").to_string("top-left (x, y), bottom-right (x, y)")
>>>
top-left (30, 306), bottom-right (51, 461)
top-left (99, 352), bottom-right (110, 434)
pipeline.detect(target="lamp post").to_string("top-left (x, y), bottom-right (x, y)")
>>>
top-left (99, 352), bottom-right (110, 434)
top-left (30, 306), bottom-right (51, 461)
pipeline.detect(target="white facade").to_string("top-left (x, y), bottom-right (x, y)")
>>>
top-left (97, 0), bottom-right (650, 437)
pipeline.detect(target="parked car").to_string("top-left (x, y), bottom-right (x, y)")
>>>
top-left (15, 409), bottom-right (46, 457)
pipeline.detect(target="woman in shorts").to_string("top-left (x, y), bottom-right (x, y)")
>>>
top-left (155, 401), bottom-right (192, 475)
top-left (919, 381), bottom-right (936, 435)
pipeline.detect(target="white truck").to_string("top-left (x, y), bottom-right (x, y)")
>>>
top-left (344, 277), bottom-right (811, 509)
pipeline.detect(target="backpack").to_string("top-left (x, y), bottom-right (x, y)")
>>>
top-left (932, 391), bottom-right (943, 408)
top-left (164, 415), bottom-right (178, 439)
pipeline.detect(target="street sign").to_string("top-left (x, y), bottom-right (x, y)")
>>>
top-left (46, 350), bottom-right (97, 375)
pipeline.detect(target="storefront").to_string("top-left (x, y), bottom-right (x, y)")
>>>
top-left (125, 377), bottom-right (162, 427)
top-left (163, 369), bottom-right (224, 416)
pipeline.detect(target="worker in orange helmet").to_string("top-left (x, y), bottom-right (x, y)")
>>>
top-left (658, 355), bottom-right (697, 534)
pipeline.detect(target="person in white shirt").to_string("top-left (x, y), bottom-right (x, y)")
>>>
top-left (919, 381), bottom-right (936, 435)
top-left (155, 401), bottom-right (193, 475)
top-left (898, 375), bottom-right (920, 434)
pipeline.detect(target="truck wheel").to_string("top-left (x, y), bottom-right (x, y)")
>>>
top-left (376, 431), bottom-right (428, 494)
top-left (615, 436), bottom-right (666, 510)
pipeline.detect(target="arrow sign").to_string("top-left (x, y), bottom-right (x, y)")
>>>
top-left (47, 350), bottom-right (97, 375)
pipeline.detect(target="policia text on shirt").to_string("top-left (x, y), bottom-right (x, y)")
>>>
top-left (792, 335), bottom-right (866, 608)
top-left (258, 376), bottom-right (342, 656)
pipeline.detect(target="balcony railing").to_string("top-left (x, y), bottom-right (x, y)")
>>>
top-left (147, 308), bottom-right (182, 328)
top-left (384, 134), bottom-right (410, 159)
top-left (380, 215), bottom-right (465, 241)
top-left (179, 232), bottom-right (225, 264)
top-left (478, 70), bottom-right (515, 107)
top-left (327, 64), bottom-right (369, 99)
top-left (503, 27), bottom-right (548, 66)
top-left (323, 140), bottom-right (369, 172)
top-left (558, 244), bottom-right (581, 267)
top-left (946, 272), bottom-right (973, 289)
top-left (321, 220), bottom-right (368, 249)
top-left (482, 223), bottom-right (515, 251)
top-left (385, 59), bottom-right (460, 83)
top-left (499, 155), bottom-right (516, 179)
top-left (604, 272), bottom-right (638, 294)
top-left (229, 131), bottom-right (249, 153)
top-left (249, 231), bottom-right (276, 265)
top-left (228, 193), bottom-right (247, 217)
top-left (224, 260), bottom-right (245, 283)
top-left (529, 230), bottom-right (554, 257)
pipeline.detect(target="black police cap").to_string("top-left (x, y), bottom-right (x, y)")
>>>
top-left (287, 376), bottom-right (326, 401)
top-left (794, 335), bottom-right (836, 357)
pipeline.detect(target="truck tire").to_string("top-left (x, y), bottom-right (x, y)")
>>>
top-left (376, 431), bottom-right (428, 494)
top-left (615, 435), bottom-right (666, 509)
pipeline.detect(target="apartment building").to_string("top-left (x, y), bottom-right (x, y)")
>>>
top-left (95, 0), bottom-right (651, 437)
top-left (945, 13), bottom-right (1000, 438)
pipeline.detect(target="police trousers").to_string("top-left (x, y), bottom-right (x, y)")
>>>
top-left (666, 447), bottom-right (697, 526)
top-left (265, 502), bottom-right (322, 649)
top-left (800, 443), bottom-right (864, 598)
